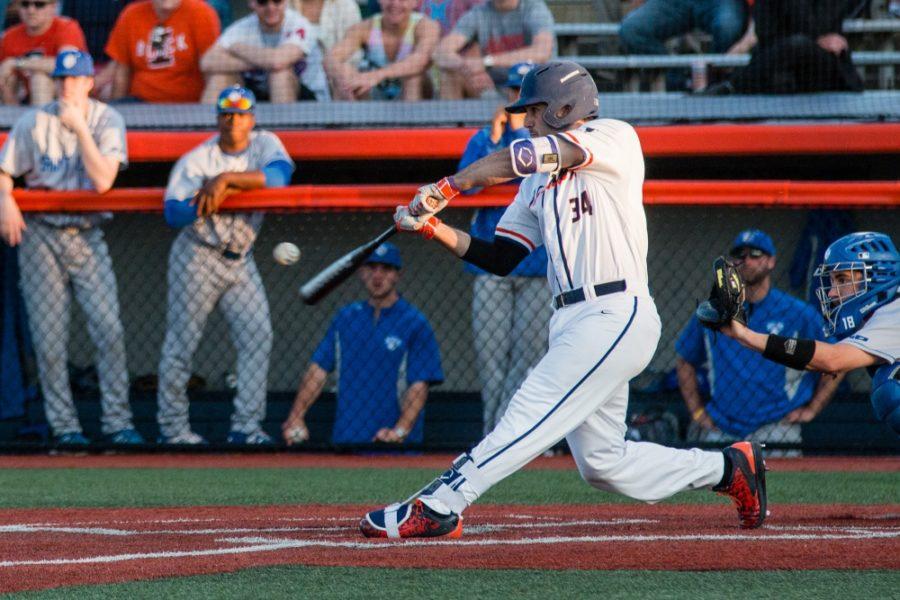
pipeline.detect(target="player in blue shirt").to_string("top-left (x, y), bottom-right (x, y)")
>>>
top-left (460, 62), bottom-right (551, 435)
top-left (282, 243), bottom-right (444, 445)
top-left (676, 229), bottom-right (842, 451)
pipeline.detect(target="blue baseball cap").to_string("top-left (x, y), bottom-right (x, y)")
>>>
top-left (504, 62), bottom-right (534, 89)
top-left (365, 242), bottom-right (402, 269)
top-left (730, 229), bottom-right (776, 257)
top-left (216, 85), bottom-right (256, 114)
top-left (52, 50), bottom-right (94, 78)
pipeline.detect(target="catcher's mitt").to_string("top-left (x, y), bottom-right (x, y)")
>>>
top-left (696, 256), bottom-right (746, 330)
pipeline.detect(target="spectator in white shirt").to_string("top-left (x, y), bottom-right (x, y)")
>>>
top-left (201, 0), bottom-right (329, 103)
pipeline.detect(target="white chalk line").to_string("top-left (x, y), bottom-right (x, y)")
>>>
top-left (0, 529), bottom-right (898, 568)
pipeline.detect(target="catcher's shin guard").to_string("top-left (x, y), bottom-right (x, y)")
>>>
top-left (714, 441), bottom-right (768, 529)
top-left (360, 497), bottom-right (462, 539)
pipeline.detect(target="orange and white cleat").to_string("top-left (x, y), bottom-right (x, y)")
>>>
top-left (714, 441), bottom-right (768, 529)
top-left (360, 497), bottom-right (463, 539)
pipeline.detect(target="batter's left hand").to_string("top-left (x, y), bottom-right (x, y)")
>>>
top-left (193, 175), bottom-right (231, 217)
top-left (394, 205), bottom-right (441, 238)
top-left (409, 177), bottom-right (459, 217)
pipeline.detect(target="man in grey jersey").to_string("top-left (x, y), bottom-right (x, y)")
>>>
top-left (157, 85), bottom-right (294, 445)
top-left (0, 50), bottom-right (141, 446)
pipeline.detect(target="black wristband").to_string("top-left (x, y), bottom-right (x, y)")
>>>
top-left (763, 334), bottom-right (816, 370)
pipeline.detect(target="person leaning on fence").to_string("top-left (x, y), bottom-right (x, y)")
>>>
top-left (104, 0), bottom-right (221, 103)
top-left (618, 0), bottom-right (752, 92)
top-left (433, 0), bottom-right (554, 99)
top-left (282, 243), bottom-right (444, 446)
top-left (675, 229), bottom-right (843, 455)
top-left (323, 0), bottom-right (440, 100)
top-left (702, 0), bottom-right (864, 94)
top-left (157, 85), bottom-right (294, 446)
top-left (0, 50), bottom-right (142, 446)
top-left (0, 0), bottom-right (87, 106)
top-left (458, 62), bottom-right (551, 436)
top-left (201, 0), bottom-right (328, 103)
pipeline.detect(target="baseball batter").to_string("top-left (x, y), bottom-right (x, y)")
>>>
top-left (157, 85), bottom-right (294, 445)
top-left (0, 50), bottom-right (141, 445)
top-left (717, 232), bottom-right (900, 434)
top-left (359, 61), bottom-right (766, 540)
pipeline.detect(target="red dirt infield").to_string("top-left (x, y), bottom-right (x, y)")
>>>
top-left (2, 453), bottom-right (898, 471)
top-left (0, 503), bottom-right (897, 593)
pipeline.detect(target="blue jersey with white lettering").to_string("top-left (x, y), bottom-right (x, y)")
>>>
top-left (676, 287), bottom-right (827, 436)
top-left (311, 297), bottom-right (444, 444)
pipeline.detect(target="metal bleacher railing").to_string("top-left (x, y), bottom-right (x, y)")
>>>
top-left (554, 18), bottom-right (900, 90)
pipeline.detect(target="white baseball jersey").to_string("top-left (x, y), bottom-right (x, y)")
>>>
top-left (496, 118), bottom-right (650, 298)
top-left (839, 297), bottom-right (900, 363)
top-left (218, 9), bottom-right (329, 101)
top-left (165, 130), bottom-right (293, 255)
top-left (0, 100), bottom-right (127, 228)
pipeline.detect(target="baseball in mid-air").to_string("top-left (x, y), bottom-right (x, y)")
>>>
top-left (273, 242), bottom-right (301, 266)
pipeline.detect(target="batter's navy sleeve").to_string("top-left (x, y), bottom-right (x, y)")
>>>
top-left (163, 198), bottom-right (199, 228)
top-left (462, 235), bottom-right (531, 276)
top-left (675, 316), bottom-right (705, 367)
top-left (311, 315), bottom-right (340, 372)
top-left (406, 315), bottom-right (444, 385)
top-left (263, 159), bottom-right (293, 188)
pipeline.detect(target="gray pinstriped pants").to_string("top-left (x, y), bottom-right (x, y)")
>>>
top-left (18, 221), bottom-right (133, 436)
top-left (156, 234), bottom-right (272, 438)
top-left (473, 275), bottom-right (551, 436)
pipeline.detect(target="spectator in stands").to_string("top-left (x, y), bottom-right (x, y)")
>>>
top-left (675, 229), bottom-right (842, 455)
top-left (201, 0), bottom-right (327, 103)
top-left (433, 0), bottom-right (555, 99)
top-left (105, 0), bottom-right (220, 103)
top-left (324, 0), bottom-right (440, 100)
top-left (705, 0), bottom-right (864, 94)
top-left (0, 0), bottom-right (87, 105)
top-left (207, 0), bottom-right (234, 27)
top-left (289, 0), bottom-right (362, 53)
top-left (282, 243), bottom-right (444, 446)
top-left (418, 0), bottom-right (484, 35)
top-left (458, 62), bottom-right (551, 435)
top-left (618, 0), bottom-right (750, 91)
top-left (61, 1), bottom-right (135, 99)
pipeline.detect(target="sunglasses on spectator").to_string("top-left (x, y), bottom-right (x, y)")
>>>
top-left (20, 1), bottom-right (51, 9)
top-left (729, 248), bottom-right (766, 260)
top-left (255, 0), bottom-right (284, 5)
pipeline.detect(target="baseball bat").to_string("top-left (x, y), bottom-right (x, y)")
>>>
top-left (299, 225), bottom-right (397, 305)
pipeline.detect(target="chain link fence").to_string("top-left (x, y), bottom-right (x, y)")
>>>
top-left (3, 204), bottom-right (898, 451)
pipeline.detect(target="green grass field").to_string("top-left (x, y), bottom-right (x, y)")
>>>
top-left (2, 465), bottom-right (898, 599)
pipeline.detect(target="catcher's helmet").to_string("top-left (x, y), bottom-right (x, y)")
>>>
top-left (813, 231), bottom-right (899, 337)
top-left (506, 61), bottom-right (599, 131)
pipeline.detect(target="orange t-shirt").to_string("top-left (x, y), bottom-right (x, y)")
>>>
top-left (0, 16), bottom-right (87, 60)
top-left (105, 0), bottom-right (220, 103)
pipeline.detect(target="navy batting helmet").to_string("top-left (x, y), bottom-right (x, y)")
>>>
top-left (506, 61), bottom-right (599, 130)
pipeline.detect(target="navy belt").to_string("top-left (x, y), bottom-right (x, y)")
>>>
top-left (553, 280), bottom-right (627, 309)
top-left (222, 249), bottom-right (242, 260)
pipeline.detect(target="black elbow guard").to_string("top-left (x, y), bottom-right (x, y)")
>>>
top-left (763, 335), bottom-right (816, 370)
